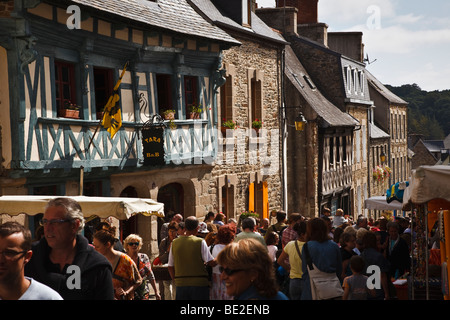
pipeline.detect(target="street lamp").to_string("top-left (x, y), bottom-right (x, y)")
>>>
top-left (380, 150), bottom-right (386, 165)
top-left (294, 112), bottom-right (307, 131)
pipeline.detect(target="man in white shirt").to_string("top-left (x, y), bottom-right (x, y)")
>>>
top-left (234, 218), bottom-right (267, 249)
top-left (0, 221), bottom-right (62, 300)
top-left (168, 216), bottom-right (216, 300)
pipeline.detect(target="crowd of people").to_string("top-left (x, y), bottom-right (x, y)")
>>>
top-left (0, 196), bottom-right (412, 300)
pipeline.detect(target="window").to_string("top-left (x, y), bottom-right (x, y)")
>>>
top-left (329, 137), bottom-right (334, 165)
top-left (220, 75), bottom-right (233, 122)
top-left (242, 0), bottom-right (251, 26)
top-left (342, 136), bottom-right (347, 163)
top-left (55, 60), bottom-right (77, 117)
top-left (344, 67), bottom-right (351, 93)
top-left (336, 136), bottom-right (340, 164)
top-left (221, 184), bottom-right (235, 219)
top-left (93, 67), bottom-right (113, 118)
top-left (156, 74), bottom-right (173, 115)
top-left (303, 75), bottom-right (316, 90)
top-left (184, 75), bottom-right (198, 117)
top-left (359, 71), bottom-right (365, 95)
top-left (250, 78), bottom-right (262, 124)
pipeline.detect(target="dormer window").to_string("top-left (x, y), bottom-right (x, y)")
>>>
top-left (303, 75), bottom-right (316, 90)
top-left (345, 66), bottom-right (351, 93)
top-left (242, 0), bottom-right (251, 26)
top-left (358, 71), bottom-right (365, 95)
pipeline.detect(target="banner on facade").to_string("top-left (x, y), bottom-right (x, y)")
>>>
top-left (142, 126), bottom-right (165, 166)
top-left (101, 61), bottom-right (128, 138)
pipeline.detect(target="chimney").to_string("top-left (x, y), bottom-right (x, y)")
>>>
top-left (256, 7), bottom-right (298, 36)
top-left (275, 0), bottom-right (318, 24)
top-left (275, 0), bottom-right (327, 46)
top-left (328, 32), bottom-right (364, 62)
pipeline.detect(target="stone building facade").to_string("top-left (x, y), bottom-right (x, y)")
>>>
top-left (191, 0), bottom-right (287, 221)
top-left (366, 69), bottom-right (409, 205)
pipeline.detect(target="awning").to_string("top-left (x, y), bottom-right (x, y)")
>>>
top-left (403, 165), bottom-right (450, 208)
top-left (364, 196), bottom-right (403, 211)
top-left (0, 195), bottom-right (164, 220)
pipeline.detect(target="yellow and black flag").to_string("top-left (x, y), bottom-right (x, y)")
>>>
top-left (101, 61), bottom-right (129, 138)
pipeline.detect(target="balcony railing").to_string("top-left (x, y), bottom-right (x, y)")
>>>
top-left (322, 163), bottom-right (352, 194)
top-left (18, 117), bottom-right (217, 170)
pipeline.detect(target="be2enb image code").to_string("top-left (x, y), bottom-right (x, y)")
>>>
top-left (224, 304), bottom-right (270, 315)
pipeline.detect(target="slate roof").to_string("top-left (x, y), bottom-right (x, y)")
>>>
top-left (284, 45), bottom-right (357, 128)
top-left (369, 122), bottom-right (390, 139)
top-left (365, 69), bottom-right (408, 105)
top-left (189, 0), bottom-right (287, 44)
top-left (70, 0), bottom-right (240, 45)
top-left (423, 140), bottom-right (445, 153)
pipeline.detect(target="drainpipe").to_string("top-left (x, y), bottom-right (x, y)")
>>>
top-left (280, 47), bottom-right (288, 213)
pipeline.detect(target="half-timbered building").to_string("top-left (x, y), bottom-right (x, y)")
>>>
top-left (0, 0), bottom-right (240, 255)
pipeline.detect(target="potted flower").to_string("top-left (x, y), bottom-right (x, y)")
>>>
top-left (162, 109), bottom-right (176, 120)
top-left (188, 105), bottom-right (203, 119)
top-left (59, 100), bottom-right (80, 119)
top-left (238, 211), bottom-right (259, 227)
top-left (239, 211), bottom-right (259, 220)
top-left (221, 119), bottom-right (236, 135)
top-left (168, 119), bottom-right (176, 130)
top-left (252, 119), bottom-right (263, 133)
top-left (373, 165), bottom-right (389, 182)
top-left (222, 119), bottom-right (236, 129)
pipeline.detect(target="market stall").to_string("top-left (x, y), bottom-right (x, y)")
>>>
top-left (0, 194), bottom-right (165, 220)
top-left (402, 165), bottom-right (450, 300)
top-left (364, 195), bottom-right (403, 211)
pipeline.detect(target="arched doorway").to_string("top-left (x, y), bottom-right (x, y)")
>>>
top-left (157, 183), bottom-right (184, 243)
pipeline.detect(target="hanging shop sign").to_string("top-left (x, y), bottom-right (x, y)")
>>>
top-left (142, 115), bottom-right (166, 166)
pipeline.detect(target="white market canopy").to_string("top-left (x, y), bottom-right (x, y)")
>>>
top-left (0, 195), bottom-right (164, 220)
top-left (364, 196), bottom-right (403, 211)
top-left (403, 165), bottom-right (450, 207)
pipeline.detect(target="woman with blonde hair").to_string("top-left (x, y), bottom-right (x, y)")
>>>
top-left (124, 234), bottom-right (160, 300)
top-left (93, 226), bottom-right (142, 300)
top-left (216, 238), bottom-right (288, 300)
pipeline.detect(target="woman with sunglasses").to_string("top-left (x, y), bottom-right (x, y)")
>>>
top-left (93, 226), bottom-right (142, 300)
top-left (124, 234), bottom-right (160, 300)
top-left (216, 238), bottom-right (288, 300)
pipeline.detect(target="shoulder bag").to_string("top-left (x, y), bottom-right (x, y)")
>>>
top-left (303, 242), bottom-right (343, 300)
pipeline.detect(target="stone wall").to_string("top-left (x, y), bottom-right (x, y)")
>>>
top-left (213, 36), bottom-right (283, 218)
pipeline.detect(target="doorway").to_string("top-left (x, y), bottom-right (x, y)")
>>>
top-left (157, 183), bottom-right (184, 243)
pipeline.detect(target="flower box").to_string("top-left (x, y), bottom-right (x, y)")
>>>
top-left (59, 109), bottom-right (79, 119)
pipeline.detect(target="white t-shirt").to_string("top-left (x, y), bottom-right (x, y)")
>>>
top-left (19, 277), bottom-right (63, 300)
top-left (209, 244), bottom-right (227, 274)
top-left (167, 236), bottom-right (214, 267)
top-left (267, 245), bottom-right (278, 262)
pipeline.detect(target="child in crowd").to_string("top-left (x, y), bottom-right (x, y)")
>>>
top-left (265, 231), bottom-right (279, 262)
top-left (342, 255), bottom-right (375, 300)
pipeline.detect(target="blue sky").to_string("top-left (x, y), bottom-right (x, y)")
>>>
top-left (256, 0), bottom-right (450, 91)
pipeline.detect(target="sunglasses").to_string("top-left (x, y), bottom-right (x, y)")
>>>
top-left (219, 266), bottom-right (245, 276)
top-left (128, 242), bottom-right (140, 246)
